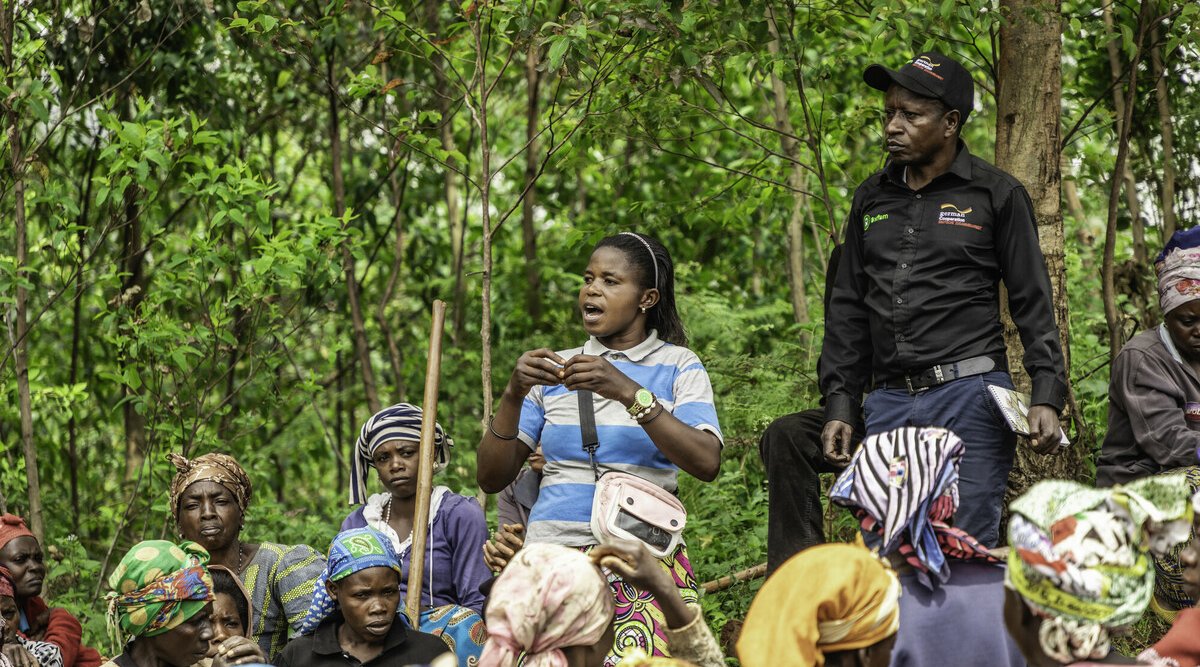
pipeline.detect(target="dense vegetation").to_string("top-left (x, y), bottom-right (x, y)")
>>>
top-left (1, 0), bottom-right (1198, 653)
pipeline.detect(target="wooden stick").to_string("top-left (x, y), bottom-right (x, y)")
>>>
top-left (405, 300), bottom-right (447, 629)
top-left (701, 562), bottom-right (767, 595)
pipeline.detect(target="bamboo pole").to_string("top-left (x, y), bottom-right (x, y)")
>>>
top-left (701, 563), bottom-right (767, 595)
top-left (405, 300), bottom-right (447, 629)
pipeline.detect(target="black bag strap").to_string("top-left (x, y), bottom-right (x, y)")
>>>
top-left (577, 390), bottom-right (601, 481)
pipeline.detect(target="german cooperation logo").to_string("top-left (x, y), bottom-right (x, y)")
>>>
top-left (937, 203), bottom-right (981, 231)
top-left (911, 55), bottom-right (944, 80)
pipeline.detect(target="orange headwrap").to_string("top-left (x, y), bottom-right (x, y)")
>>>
top-left (737, 543), bottom-right (901, 667)
top-left (0, 514), bottom-right (35, 553)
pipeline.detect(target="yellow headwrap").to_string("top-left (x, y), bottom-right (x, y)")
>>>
top-left (737, 543), bottom-right (901, 667)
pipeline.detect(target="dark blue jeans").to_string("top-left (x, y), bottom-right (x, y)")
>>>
top-left (862, 371), bottom-right (1016, 547)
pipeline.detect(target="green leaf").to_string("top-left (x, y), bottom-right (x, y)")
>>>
top-left (547, 37), bottom-right (570, 69)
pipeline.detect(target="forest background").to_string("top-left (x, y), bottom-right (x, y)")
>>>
top-left (0, 0), bottom-right (1197, 655)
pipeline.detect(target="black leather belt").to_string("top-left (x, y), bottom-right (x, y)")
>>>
top-left (876, 355), bottom-right (1001, 394)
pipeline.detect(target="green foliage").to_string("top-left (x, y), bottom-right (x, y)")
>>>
top-left (0, 0), bottom-right (1196, 655)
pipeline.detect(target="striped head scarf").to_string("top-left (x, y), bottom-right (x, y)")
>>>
top-left (297, 528), bottom-right (403, 635)
top-left (1006, 475), bottom-right (1194, 663)
top-left (105, 540), bottom-right (214, 642)
top-left (167, 452), bottom-right (253, 523)
top-left (830, 426), bottom-right (994, 588)
top-left (479, 543), bottom-right (614, 667)
top-left (1157, 226), bottom-right (1200, 316)
top-left (349, 403), bottom-right (452, 506)
top-left (737, 543), bottom-right (900, 667)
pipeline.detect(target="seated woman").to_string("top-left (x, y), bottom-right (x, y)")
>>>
top-left (477, 232), bottom-right (723, 664)
top-left (285, 528), bottom-right (449, 667)
top-left (1141, 492), bottom-right (1200, 666)
top-left (481, 541), bottom-right (723, 667)
top-left (830, 426), bottom-right (1025, 666)
top-left (1005, 476), bottom-right (1193, 666)
top-left (341, 402), bottom-right (489, 662)
top-left (1097, 227), bottom-right (1200, 615)
top-left (1, 568), bottom-right (62, 667)
top-left (169, 452), bottom-right (326, 660)
top-left (737, 542), bottom-right (900, 667)
top-left (0, 515), bottom-right (100, 667)
top-left (103, 540), bottom-right (262, 667)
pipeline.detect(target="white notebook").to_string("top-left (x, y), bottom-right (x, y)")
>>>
top-left (987, 384), bottom-right (1069, 446)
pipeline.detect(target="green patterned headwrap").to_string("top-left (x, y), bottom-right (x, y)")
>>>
top-left (106, 540), bottom-right (214, 641)
top-left (1006, 474), bottom-right (1193, 662)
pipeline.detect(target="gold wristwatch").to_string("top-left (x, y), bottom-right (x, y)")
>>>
top-left (627, 387), bottom-right (656, 419)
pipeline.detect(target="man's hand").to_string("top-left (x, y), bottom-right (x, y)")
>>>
top-left (1026, 405), bottom-right (1062, 454)
top-left (821, 420), bottom-right (856, 466)
top-left (483, 523), bottom-right (525, 573)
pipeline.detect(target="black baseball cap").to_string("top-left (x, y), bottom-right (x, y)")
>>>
top-left (864, 52), bottom-right (974, 124)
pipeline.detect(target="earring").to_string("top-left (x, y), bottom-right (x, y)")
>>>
top-left (640, 306), bottom-right (647, 313)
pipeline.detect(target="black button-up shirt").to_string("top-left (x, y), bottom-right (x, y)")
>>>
top-left (819, 143), bottom-right (1068, 424)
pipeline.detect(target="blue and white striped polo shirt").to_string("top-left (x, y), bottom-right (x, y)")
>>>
top-left (517, 330), bottom-right (723, 546)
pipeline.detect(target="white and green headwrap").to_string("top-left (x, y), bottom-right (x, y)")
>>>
top-left (1006, 474), bottom-right (1194, 663)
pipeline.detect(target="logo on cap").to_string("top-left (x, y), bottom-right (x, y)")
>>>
top-left (910, 55), bottom-right (945, 80)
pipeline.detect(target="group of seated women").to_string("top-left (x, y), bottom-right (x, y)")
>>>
top-left (0, 232), bottom-right (727, 667)
top-left (7, 229), bottom-right (1200, 667)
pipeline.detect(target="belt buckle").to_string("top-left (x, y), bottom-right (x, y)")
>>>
top-left (933, 365), bottom-right (945, 384)
top-left (904, 375), bottom-right (916, 394)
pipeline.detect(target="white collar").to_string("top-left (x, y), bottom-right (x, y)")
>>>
top-left (582, 329), bottom-right (664, 362)
top-left (361, 487), bottom-right (451, 555)
top-left (1159, 323), bottom-right (1185, 365)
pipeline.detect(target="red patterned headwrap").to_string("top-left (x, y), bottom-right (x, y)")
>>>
top-left (0, 515), bottom-right (35, 553)
top-left (0, 566), bottom-right (14, 598)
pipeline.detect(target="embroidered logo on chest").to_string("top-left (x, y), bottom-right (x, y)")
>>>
top-left (937, 203), bottom-right (982, 231)
top-left (864, 212), bottom-right (889, 233)
top-left (1185, 403), bottom-right (1200, 422)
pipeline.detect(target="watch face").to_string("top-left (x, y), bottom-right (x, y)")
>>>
top-left (635, 388), bottom-right (654, 407)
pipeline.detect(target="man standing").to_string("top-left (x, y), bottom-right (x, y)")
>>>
top-left (819, 52), bottom-right (1067, 546)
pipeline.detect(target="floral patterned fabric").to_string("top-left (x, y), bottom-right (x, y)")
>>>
top-left (586, 543), bottom-right (699, 667)
top-left (1006, 475), bottom-right (1193, 663)
top-left (1157, 226), bottom-right (1200, 315)
top-left (105, 540), bottom-right (214, 641)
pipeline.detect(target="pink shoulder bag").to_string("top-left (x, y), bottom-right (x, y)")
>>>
top-left (578, 390), bottom-right (686, 558)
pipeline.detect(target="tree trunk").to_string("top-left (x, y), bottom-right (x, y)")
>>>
top-left (472, 12), bottom-right (496, 423)
top-left (120, 185), bottom-right (147, 481)
top-left (3, 2), bottom-right (43, 543)
top-left (1150, 25), bottom-right (1176, 242)
top-left (328, 49), bottom-right (381, 414)
top-left (1101, 0), bottom-right (1154, 358)
top-left (520, 46), bottom-right (543, 323)
top-left (376, 60), bottom-right (409, 398)
top-left (1103, 0), bottom-right (1146, 264)
top-left (994, 0), bottom-right (1084, 485)
top-left (765, 14), bottom-right (809, 326)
